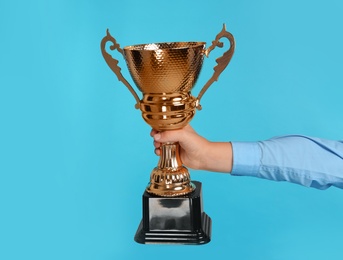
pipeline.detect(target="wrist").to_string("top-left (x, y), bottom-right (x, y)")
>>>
top-left (201, 142), bottom-right (233, 173)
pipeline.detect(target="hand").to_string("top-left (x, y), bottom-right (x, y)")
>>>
top-left (151, 125), bottom-right (233, 173)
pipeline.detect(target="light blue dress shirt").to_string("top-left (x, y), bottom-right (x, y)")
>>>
top-left (231, 135), bottom-right (343, 189)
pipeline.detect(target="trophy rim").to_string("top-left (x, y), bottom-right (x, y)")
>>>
top-left (123, 41), bottom-right (206, 51)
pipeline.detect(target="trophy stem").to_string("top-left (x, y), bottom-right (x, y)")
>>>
top-left (146, 142), bottom-right (195, 197)
top-left (158, 142), bottom-right (182, 169)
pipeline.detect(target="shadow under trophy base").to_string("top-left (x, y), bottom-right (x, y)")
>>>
top-left (101, 24), bottom-right (235, 245)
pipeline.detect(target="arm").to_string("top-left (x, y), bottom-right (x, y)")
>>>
top-left (152, 126), bottom-right (343, 189)
top-left (231, 135), bottom-right (343, 189)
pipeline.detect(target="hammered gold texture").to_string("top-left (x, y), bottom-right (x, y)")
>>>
top-left (123, 42), bottom-right (205, 94)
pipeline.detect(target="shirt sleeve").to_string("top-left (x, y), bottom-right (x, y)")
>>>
top-left (230, 135), bottom-right (343, 190)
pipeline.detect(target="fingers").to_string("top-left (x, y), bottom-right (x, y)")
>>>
top-left (154, 147), bottom-right (161, 156)
top-left (150, 129), bottom-right (164, 143)
top-left (151, 129), bottom-right (161, 156)
top-left (150, 129), bottom-right (159, 137)
top-left (150, 126), bottom-right (191, 156)
top-left (153, 140), bottom-right (160, 149)
top-left (153, 130), bottom-right (180, 143)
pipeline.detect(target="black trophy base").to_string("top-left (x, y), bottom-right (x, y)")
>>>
top-left (134, 181), bottom-right (212, 245)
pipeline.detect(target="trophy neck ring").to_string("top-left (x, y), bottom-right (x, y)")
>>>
top-left (140, 92), bottom-right (197, 131)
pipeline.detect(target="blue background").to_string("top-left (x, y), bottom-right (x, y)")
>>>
top-left (1, 0), bottom-right (343, 259)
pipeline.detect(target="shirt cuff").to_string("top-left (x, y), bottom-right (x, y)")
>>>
top-left (231, 141), bottom-right (261, 177)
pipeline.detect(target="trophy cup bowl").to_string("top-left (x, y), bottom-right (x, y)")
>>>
top-left (124, 41), bottom-right (204, 131)
top-left (101, 25), bottom-right (235, 244)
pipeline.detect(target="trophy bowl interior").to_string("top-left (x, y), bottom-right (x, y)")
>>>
top-left (123, 42), bottom-right (206, 94)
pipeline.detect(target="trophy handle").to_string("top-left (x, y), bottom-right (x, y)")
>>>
top-left (100, 29), bottom-right (141, 109)
top-left (196, 24), bottom-right (236, 110)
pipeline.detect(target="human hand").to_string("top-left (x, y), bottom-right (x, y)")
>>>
top-left (151, 125), bottom-right (233, 173)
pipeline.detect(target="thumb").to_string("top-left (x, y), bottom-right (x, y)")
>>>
top-left (153, 129), bottom-right (185, 143)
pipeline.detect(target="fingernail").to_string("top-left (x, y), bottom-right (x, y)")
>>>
top-left (154, 133), bottom-right (161, 141)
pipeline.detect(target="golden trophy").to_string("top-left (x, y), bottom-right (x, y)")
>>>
top-left (101, 24), bottom-right (235, 244)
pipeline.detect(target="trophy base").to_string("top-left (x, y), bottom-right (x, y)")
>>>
top-left (134, 181), bottom-right (212, 245)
